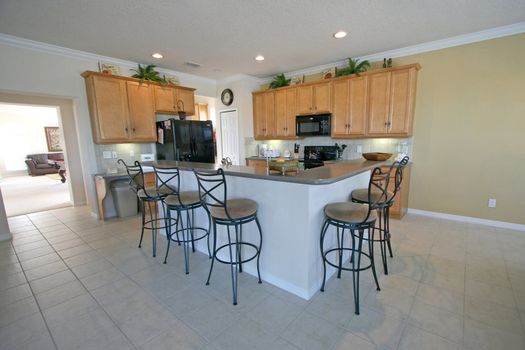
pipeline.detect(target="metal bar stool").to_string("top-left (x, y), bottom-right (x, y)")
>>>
top-left (193, 168), bottom-right (263, 305)
top-left (154, 166), bottom-right (211, 274)
top-left (350, 156), bottom-right (409, 274)
top-left (320, 167), bottom-right (390, 315)
top-left (118, 159), bottom-right (172, 257)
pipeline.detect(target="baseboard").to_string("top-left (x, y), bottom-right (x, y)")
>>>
top-left (407, 208), bottom-right (525, 232)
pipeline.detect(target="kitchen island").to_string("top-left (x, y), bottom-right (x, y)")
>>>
top-left (150, 159), bottom-right (387, 300)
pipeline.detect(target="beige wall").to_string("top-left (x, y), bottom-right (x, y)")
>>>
top-left (393, 33), bottom-right (525, 225)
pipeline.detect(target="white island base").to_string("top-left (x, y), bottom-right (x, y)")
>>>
top-left (175, 168), bottom-right (371, 300)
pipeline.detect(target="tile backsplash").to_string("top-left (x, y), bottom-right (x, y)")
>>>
top-left (95, 143), bottom-right (156, 173)
top-left (245, 137), bottom-right (412, 160)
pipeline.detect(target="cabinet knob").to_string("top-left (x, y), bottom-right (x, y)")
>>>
top-left (125, 127), bottom-right (128, 132)
top-left (133, 128), bottom-right (136, 132)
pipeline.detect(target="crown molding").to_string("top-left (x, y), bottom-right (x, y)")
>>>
top-left (0, 33), bottom-right (216, 85)
top-left (217, 74), bottom-right (265, 85)
top-left (278, 21), bottom-right (525, 80)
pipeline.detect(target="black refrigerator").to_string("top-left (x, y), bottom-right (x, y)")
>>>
top-left (156, 119), bottom-right (215, 163)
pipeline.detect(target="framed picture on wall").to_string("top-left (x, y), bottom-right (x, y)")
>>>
top-left (44, 127), bottom-right (63, 152)
top-left (98, 62), bottom-right (120, 75)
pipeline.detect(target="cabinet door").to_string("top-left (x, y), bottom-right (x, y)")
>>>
top-left (154, 85), bottom-right (176, 113)
top-left (368, 72), bottom-right (391, 135)
top-left (274, 90), bottom-right (287, 137)
top-left (253, 93), bottom-right (267, 139)
top-left (389, 68), bottom-right (415, 135)
top-left (313, 82), bottom-right (331, 112)
top-left (297, 85), bottom-right (313, 114)
top-left (126, 81), bottom-right (156, 142)
top-left (284, 88), bottom-right (297, 137)
top-left (264, 92), bottom-right (275, 137)
top-left (348, 76), bottom-right (368, 136)
top-left (91, 75), bottom-right (130, 142)
top-left (331, 79), bottom-right (349, 137)
top-left (176, 88), bottom-right (195, 116)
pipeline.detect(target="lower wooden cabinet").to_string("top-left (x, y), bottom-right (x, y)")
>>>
top-left (381, 164), bottom-right (411, 219)
top-left (246, 159), bottom-right (267, 170)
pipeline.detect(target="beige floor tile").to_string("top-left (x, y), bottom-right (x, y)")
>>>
top-left (11, 234), bottom-right (46, 247)
top-left (0, 296), bottom-right (39, 328)
top-left (248, 293), bottom-right (304, 334)
top-left (213, 316), bottom-right (279, 350)
top-left (408, 300), bottom-right (463, 344)
top-left (0, 313), bottom-right (50, 350)
top-left (19, 252), bottom-right (61, 271)
top-left (415, 283), bottom-right (464, 315)
top-left (364, 286), bottom-right (414, 320)
top-left (25, 260), bottom-right (68, 281)
top-left (282, 311), bottom-right (345, 350)
top-left (346, 307), bottom-right (406, 350)
top-left (0, 271), bottom-right (27, 292)
top-left (466, 264), bottom-right (511, 287)
top-left (13, 240), bottom-right (50, 253)
top-left (464, 319), bottom-right (525, 350)
top-left (398, 325), bottom-right (461, 350)
top-left (79, 267), bottom-right (126, 291)
top-left (70, 258), bottom-right (113, 279)
top-left (465, 278), bottom-right (516, 307)
top-left (16, 245), bottom-right (56, 262)
top-left (332, 332), bottom-right (378, 350)
top-left (15, 332), bottom-right (56, 350)
top-left (29, 269), bottom-right (76, 294)
top-left (52, 237), bottom-right (86, 251)
top-left (42, 293), bottom-right (100, 328)
top-left (56, 244), bottom-right (94, 259)
top-left (0, 283), bottom-right (33, 308)
top-left (420, 269), bottom-right (465, 293)
top-left (35, 280), bottom-right (87, 310)
top-left (63, 251), bottom-right (101, 268)
top-left (465, 296), bottom-right (523, 333)
top-left (139, 327), bottom-right (207, 350)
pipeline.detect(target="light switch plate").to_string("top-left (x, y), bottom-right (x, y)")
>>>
top-left (103, 151), bottom-right (112, 159)
top-left (356, 145), bottom-right (363, 153)
top-left (140, 153), bottom-right (155, 161)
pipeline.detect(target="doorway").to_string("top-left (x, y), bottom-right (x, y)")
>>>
top-left (219, 109), bottom-right (240, 165)
top-left (0, 103), bottom-right (71, 216)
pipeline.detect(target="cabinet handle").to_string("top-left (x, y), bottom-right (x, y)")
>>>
top-left (133, 128), bottom-right (136, 132)
top-left (125, 127), bottom-right (128, 132)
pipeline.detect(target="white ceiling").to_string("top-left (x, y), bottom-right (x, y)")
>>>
top-left (1, 0), bottom-right (524, 80)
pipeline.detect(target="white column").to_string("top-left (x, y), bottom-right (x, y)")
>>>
top-left (0, 187), bottom-right (12, 241)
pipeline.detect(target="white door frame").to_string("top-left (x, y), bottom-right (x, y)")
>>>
top-left (218, 108), bottom-right (240, 165)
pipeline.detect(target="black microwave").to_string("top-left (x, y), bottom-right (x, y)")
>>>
top-left (296, 114), bottom-right (331, 136)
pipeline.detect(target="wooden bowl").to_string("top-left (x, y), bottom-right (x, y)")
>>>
top-left (362, 152), bottom-right (392, 161)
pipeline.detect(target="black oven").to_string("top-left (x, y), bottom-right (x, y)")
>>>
top-left (296, 114), bottom-right (331, 136)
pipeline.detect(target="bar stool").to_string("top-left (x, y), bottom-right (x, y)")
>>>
top-left (154, 166), bottom-right (211, 274)
top-left (320, 167), bottom-right (389, 315)
top-left (193, 168), bottom-right (263, 305)
top-left (118, 159), bottom-right (171, 258)
top-left (350, 156), bottom-right (409, 274)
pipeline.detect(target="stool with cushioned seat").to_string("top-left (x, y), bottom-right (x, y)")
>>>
top-left (154, 166), bottom-right (210, 274)
top-left (350, 156), bottom-right (409, 274)
top-left (193, 168), bottom-right (262, 305)
top-left (320, 166), bottom-right (389, 315)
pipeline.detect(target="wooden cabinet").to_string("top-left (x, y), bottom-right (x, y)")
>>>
top-left (153, 85), bottom-right (195, 116)
top-left (253, 91), bottom-right (275, 139)
top-left (367, 66), bottom-right (418, 136)
top-left (332, 76), bottom-right (368, 138)
top-left (83, 72), bottom-right (156, 144)
top-left (381, 164), bottom-right (411, 219)
top-left (246, 159), bottom-right (267, 170)
top-left (297, 82), bottom-right (331, 114)
top-left (274, 88), bottom-right (297, 138)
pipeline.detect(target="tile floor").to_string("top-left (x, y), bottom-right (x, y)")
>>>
top-left (1, 206), bottom-right (525, 350)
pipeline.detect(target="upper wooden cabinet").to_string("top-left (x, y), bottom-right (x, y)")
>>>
top-left (153, 85), bottom-right (195, 116)
top-left (332, 76), bottom-right (368, 138)
top-left (253, 91), bottom-right (275, 139)
top-left (367, 66), bottom-right (418, 136)
top-left (297, 82), bottom-right (331, 114)
top-left (274, 88), bottom-right (298, 138)
top-left (83, 72), bottom-right (156, 143)
top-left (82, 71), bottom-right (196, 144)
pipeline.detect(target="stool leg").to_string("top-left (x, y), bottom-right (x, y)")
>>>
top-left (337, 227), bottom-right (345, 279)
top-left (206, 209), bottom-right (212, 258)
top-left (354, 229), bottom-right (364, 315)
top-left (350, 229), bottom-right (358, 314)
top-left (236, 224), bottom-right (242, 273)
top-left (152, 201), bottom-right (158, 257)
top-left (182, 209), bottom-right (190, 274)
top-left (320, 219), bottom-right (330, 292)
top-left (164, 208), bottom-right (172, 264)
top-left (386, 207), bottom-right (393, 258)
top-left (377, 208), bottom-right (388, 274)
top-left (138, 200), bottom-right (145, 248)
top-left (206, 221), bottom-right (218, 286)
top-left (368, 226), bottom-right (381, 291)
top-left (255, 217), bottom-right (263, 284)
top-left (191, 208), bottom-right (196, 253)
top-left (226, 225), bottom-right (238, 305)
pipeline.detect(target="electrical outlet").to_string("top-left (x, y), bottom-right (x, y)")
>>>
top-left (130, 150), bottom-right (135, 157)
top-left (488, 199), bottom-right (496, 208)
top-left (356, 145), bottom-right (363, 153)
top-left (112, 151), bottom-right (118, 159)
top-left (103, 151), bottom-right (112, 159)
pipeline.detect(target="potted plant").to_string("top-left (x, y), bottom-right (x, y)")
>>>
top-left (269, 74), bottom-right (291, 89)
top-left (336, 58), bottom-right (371, 77)
top-left (131, 64), bottom-right (169, 85)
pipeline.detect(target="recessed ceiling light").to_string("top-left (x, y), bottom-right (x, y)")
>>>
top-left (152, 53), bottom-right (163, 59)
top-left (255, 55), bottom-right (265, 61)
top-left (333, 31), bottom-right (347, 39)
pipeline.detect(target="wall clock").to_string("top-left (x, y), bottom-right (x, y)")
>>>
top-left (221, 88), bottom-right (234, 106)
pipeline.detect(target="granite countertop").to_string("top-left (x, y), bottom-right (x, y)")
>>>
top-left (148, 159), bottom-right (388, 185)
top-left (94, 166), bottom-right (154, 180)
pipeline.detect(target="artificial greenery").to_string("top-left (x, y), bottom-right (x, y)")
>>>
top-left (336, 58), bottom-right (371, 77)
top-left (269, 73), bottom-right (291, 89)
top-left (131, 64), bottom-right (168, 85)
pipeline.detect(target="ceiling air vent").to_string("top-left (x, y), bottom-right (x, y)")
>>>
top-left (184, 61), bottom-right (201, 68)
